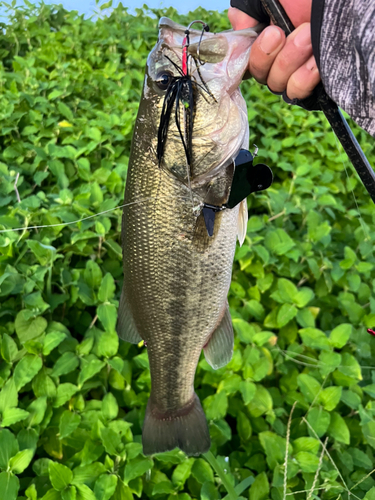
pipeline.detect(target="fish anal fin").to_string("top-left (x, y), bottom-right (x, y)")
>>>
top-left (203, 304), bottom-right (234, 370)
top-left (142, 393), bottom-right (210, 456)
top-left (116, 287), bottom-right (142, 344)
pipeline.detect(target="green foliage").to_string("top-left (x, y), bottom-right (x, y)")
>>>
top-left (0, 2), bottom-right (374, 500)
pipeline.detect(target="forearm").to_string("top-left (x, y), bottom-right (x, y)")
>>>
top-left (312, 0), bottom-right (375, 136)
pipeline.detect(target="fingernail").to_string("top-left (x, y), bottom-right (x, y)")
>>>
top-left (294, 24), bottom-right (311, 47)
top-left (259, 26), bottom-right (282, 55)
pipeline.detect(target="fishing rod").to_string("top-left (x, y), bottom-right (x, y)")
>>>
top-left (259, 0), bottom-right (375, 204)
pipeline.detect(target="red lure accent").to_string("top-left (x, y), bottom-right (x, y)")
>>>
top-left (367, 328), bottom-right (375, 336)
top-left (182, 36), bottom-right (188, 75)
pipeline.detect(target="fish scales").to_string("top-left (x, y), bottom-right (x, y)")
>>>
top-left (117, 17), bottom-right (259, 456)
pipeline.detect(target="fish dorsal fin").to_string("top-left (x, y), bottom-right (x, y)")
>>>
top-left (237, 199), bottom-right (248, 246)
top-left (116, 287), bottom-right (142, 344)
top-left (203, 304), bottom-right (234, 370)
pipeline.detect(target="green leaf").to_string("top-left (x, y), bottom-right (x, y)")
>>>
top-left (0, 471), bottom-right (19, 500)
top-left (1, 334), bottom-right (18, 363)
top-left (53, 383), bottom-right (79, 408)
top-left (15, 311), bottom-right (47, 344)
top-left (14, 354), bottom-right (43, 390)
top-left (232, 319), bottom-right (255, 343)
top-left (100, 427), bottom-right (121, 456)
top-left (293, 437), bottom-right (320, 455)
top-left (112, 480), bottom-right (133, 500)
top-left (328, 412), bottom-right (350, 444)
top-left (319, 386), bottom-right (342, 411)
top-left (171, 458), bottom-right (194, 487)
top-left (259, 431), bottom-right (287, 469)
top-left (239, 381), bottom-right (256, 405)
top-left (265, 228), bottom-right (295, 255)
top-left (52, 352), bottom-right (80, 377)
top-left (329, 323), bottom-right (352, 348)
top-left (191, 458), bottom-right (214, 484)
top-left (245, 300), bottom-right (265, 321)
top-left (277, 303), bottom-right (297, 328)
top-left (27, 241), bottom-right (57, 266)
top-left (62, 486), bottom-right (77, 500)
top-left (351, 448), bottom-right (373, 469)
top-left (297, 374), bottom-right (321, 403)
top-left (203, 391), bottom-right (228, 420)
top-left (124, 457), bottom-right (153, 484)
top-left (94, 474), bottom-right (118, 500)
top-left (97, 304), bottom-right (117, 332)
top-left (249, 471), bottom-right (269, 500)
top-left (307, 408), bottom-right (330, 438)
top-left (299, 328), bottom-right (330, 350)
top-left (247, 385), bottom-right (273, 418)
top-left (295, 451), bottom-right (320, 473)
top-left (277, 278), bottom-right (298, 303)
top-left (293, 287), bottom-right (314, 308)
top-left (49, 461), bottom-right (73, 491)
top-left (364, 487), bottom-right (375, 500)
top-left (237, 411), bottom-right (252, 441)
top-left (76, 484), bottom-right (96, 500)
top-left (43, 331), bottom-right (67, 356)
top-left (59, 411), bottom-right (81, 439)
top-left (2, 407), bottom-right (29, 427)
top-left (72, 462), bottom-right (106, 486)
top-left (102, 393), bottom-right (118, 420)
top-left (339, 352), bottom-right (362, 380)
top-left (97, 330), bottom-right (119, 358)
top-left (8, 448), bottom-right (34, 473)
top-left (341, 390), bottom-right (361, 409)
top-left (78, 358), bottom-right (105, 387)
top-left (0, 379), bottom-right (17, 413)
top-left (98, 274), bottom-right (116, 302)
top-left (84, 261), bottom-right (102, 288)
top-left (0, 429), bottom-right (19, 469)
top-left (40, 489), bottom-right (61, 500)
top-left (201, 482), bottom-right (220, 500)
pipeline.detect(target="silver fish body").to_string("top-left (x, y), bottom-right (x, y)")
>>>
top-left (117, 18), bottom-right (258, 456)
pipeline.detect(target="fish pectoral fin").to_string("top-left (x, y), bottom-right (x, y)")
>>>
top-left (116, 287), bottom-right (143, 344)
top-left (203, 304), bottom-right (234, 370)
top-left (237, 199), bottom-right (248, 247)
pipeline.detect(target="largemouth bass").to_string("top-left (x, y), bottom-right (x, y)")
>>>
top-left (117, 17), bottom-right (259, 456)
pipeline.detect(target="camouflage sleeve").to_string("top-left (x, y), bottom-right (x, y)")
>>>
top-left (312, 0), bottom-right (375, 136)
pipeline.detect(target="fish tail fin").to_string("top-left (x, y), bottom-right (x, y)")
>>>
top-left (142, 393), bottom-right (210, 456)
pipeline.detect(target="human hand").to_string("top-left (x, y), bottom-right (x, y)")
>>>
top-left (228, 0), bottom-right (320, 101)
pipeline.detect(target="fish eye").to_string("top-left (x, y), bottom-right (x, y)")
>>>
top-left (155, 71), bottom-right (173, 90)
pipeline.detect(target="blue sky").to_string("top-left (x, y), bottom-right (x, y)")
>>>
top-left (0, 0), bottom-right (230, 18)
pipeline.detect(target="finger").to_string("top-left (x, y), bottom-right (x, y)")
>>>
top-left (286, 55), bottom-right (321, 100)
top-left (248, 25), bottom-right (286, 84)
top-left (228, 7), bottom-right (259, 29)
top-left (266, 23), bottom-right (313, 93)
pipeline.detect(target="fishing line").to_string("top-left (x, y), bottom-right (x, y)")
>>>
top-left (0, 194), bottom-right (192, 234)
top-left (333, 132), bottom-right (370, 241)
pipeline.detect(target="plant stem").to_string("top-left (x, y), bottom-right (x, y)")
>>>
top-left (203, 451), bottom-right (238, 500)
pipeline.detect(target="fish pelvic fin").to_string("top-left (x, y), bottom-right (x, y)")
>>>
top-left (116, 287), bottom-right (142, 344)
top-left (142, 394), bottom-right (210, 457)
top-left (237, 199), bottom-right (248, 246)
top-left (204, 303), bottom-right (234, 370)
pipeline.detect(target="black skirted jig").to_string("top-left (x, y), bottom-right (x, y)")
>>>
top-left (156, 20), bottom-right (210, 170)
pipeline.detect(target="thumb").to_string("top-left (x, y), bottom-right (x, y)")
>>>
top-left (228, 7), bottom-right (259, 29)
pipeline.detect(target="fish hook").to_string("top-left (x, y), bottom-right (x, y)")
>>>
top-left (182, 20), bottom-right (210, 74)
